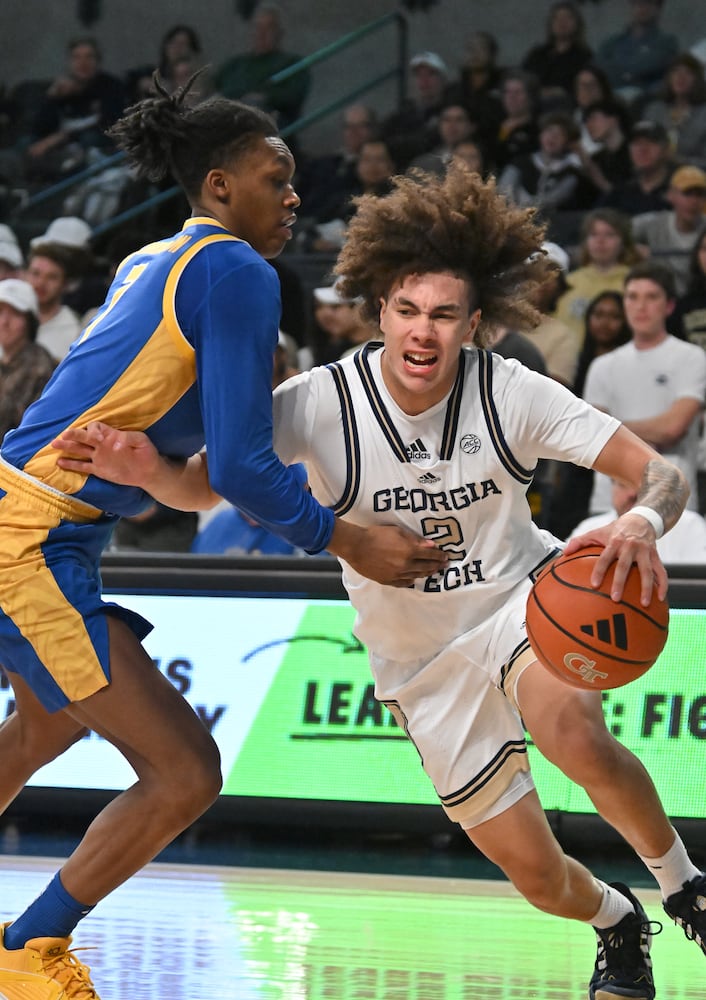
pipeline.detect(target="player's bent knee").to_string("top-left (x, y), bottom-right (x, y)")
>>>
top-left (512, 864), bottom-right (571, 914)
top-left (165, 739), bottom-right (223, 818)
top-left (551, 721), bottom-right (623, 785)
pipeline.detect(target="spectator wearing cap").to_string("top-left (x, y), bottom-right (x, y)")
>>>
top-left (595, 0), bottom-right (679, 105)
top-left (0, 279), bottom-right (57, 442)
top-left (29, 215), bottom-right (105, 321)
top-left (599, 119), bottom-right (676, 215)
top-left (632, 164), bottom-right (706, 294)
top-left (381, 51), bottom-right (449, 171)
top-left (519, 241), bottom-right (579, 387)
top-left (309, 279), bottom-right (370, 364)
top-left (0, 225), bottom-right (23, 280)
top-left (641, 53), bottom-right (706, 169)
top-left (24, 241), bottom-right (83, 362)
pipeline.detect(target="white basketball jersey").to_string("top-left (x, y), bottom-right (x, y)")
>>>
top-left (274, 344), bottom-right (619, 665)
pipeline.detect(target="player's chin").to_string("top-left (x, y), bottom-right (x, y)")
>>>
top-left (260, 233), bottom-right (290, 259)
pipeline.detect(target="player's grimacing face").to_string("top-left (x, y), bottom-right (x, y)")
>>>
top-left (378, 272), bottom-right (480, 416)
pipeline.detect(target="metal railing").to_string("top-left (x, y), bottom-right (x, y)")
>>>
top-left (13, 12), bottom-right (408, 240)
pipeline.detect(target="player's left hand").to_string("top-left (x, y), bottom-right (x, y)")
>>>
top-left (51, 422), bottom-right (161, 487)
top-left (563, 513), bottom-right (667, 606)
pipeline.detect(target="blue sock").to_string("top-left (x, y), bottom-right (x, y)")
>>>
top-left (4, 871), bottom-right (94, 949)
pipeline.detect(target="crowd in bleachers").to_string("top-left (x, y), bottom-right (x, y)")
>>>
top-left (1, 0), bottom-right (706, 556)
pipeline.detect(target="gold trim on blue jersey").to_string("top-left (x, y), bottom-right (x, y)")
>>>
top-left (21, 232), bottom-right (243, 496)
top-left (477, 349), bottom-right (535, 484)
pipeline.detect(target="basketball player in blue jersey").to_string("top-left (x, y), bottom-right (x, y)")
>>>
top-left (0, 77), bottom-right (448, 1000)
top-left (54, 164), bottom-right (705, 999)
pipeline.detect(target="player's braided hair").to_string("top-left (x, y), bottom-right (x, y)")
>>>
top-left (107, 71), bottom-right (279, 200)
top-left (335, 162), bottom-right (554, 347)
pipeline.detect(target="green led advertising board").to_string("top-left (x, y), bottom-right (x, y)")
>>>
top-left (4, 593), bottom-right (704, 820)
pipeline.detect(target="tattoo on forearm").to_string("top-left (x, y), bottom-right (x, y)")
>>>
top-left (637, 459), bottom-right (689, 530)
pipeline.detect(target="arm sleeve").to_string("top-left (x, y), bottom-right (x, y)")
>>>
top-left (187, 254), bottom-right (334, 552)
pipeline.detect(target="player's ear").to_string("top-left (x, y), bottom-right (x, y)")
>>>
top-left (204, 168), bottom-right (229, 204)
top-left (463, 308), bottom-right (482, 344)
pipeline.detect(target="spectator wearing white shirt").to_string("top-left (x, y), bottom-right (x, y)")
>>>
top-left (583, 260), bottom-right (706, 513)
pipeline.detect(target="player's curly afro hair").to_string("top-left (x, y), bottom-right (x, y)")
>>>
top-left (335, 162), bottom-right (553, 347)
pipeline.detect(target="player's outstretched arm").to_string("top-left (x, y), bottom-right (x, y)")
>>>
top-left (53, 424), bottom-right (450, 587)
top-left (52, 422), bottom-right (220, 511)
top-left (327, 519), bottom-right (449, 588)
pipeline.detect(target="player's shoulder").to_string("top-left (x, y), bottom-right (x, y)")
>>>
top-left (666, 334), bottom-right (706, 361)
top-left (481, 348), bottom-right (543, 388)
top-left (186, 228), bottom-right (276, 286)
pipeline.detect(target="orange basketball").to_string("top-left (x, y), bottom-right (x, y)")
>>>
top-left (526, 545), bottom-right (669, 690)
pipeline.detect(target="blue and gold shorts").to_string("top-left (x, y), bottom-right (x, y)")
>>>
top-left (0, 460), bottom-right (152, 712)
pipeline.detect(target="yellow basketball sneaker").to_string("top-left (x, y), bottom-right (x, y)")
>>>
top-left (0, 968), bottom-right (65, 999)
top-left (0, 925), bottom-right (97, 999)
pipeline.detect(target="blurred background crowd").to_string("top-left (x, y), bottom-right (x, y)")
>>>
top-left (1, 0), bottom-right (706, 559)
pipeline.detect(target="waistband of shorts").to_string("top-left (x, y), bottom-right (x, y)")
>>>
top-left (0, 455), bottom-right (102, 523)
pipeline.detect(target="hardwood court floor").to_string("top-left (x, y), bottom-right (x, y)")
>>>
top-left (1, 855), bottom-right (703, 999)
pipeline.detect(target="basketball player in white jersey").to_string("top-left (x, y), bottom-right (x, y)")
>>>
top-left (54, 164), bottom-right (705, 999)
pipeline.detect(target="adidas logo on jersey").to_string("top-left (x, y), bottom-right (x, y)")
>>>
top-left (406, 437), bottom-right (432, 460)
top-left (418, 471), bottom-right (441, 485)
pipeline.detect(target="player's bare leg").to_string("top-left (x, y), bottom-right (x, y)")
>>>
top-left (0, 673), bottom-right (88, 813)
top-left (467, 787), bottom-right (660, 998)
top-left (59, 615), bottom-right (222, 901)
top-left (465, 788), bottom-right (602, 919)
top-left (0, 615), bottom-right (222, 998)
top-left (517, 660), bottom-right (675, 858)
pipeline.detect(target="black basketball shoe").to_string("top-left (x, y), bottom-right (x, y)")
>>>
top-left (589, 882), bottom-right (661, 1000)
top-left (663, 872), bottom-right (706, 954)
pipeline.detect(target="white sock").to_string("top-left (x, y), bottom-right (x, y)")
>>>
top-left (589, 880), bottom-right (635, 929)
top-left (638, 830), bottom-right (701, 900)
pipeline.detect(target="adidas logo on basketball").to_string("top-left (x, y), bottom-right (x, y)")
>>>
top-left (580, 613), bottom-right (628, 650)
top-left (406, 437), bottom-right (431, 460)
top-left (418, 471), bottom-right (441, 485)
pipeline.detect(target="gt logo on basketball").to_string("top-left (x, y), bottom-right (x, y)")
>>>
top-left (563, 653), bottom-right (609, 685)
